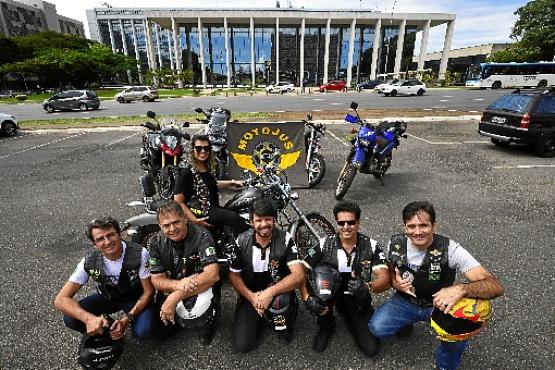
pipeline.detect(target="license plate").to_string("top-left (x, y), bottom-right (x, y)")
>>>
top-left (491, 116), bottom-right (507, 124)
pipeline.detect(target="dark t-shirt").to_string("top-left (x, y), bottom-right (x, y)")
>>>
top-left (148, 222), bottom-right (217, 279)
top-left (174, 166), bottom-right (219, 207)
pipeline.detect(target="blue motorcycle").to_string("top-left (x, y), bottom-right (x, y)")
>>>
top-left (335, 101), bottom-right (408, 200)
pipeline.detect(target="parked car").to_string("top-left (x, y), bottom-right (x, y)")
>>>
top-left (382, 79), bottom-right (426, 97)
top-left (478, 87), bottom-right (555, 157)
top-left (0, 112), bottom-right (19, 137)
top-left (374, 79), bottom-right (399, 94)
top-left (114, 86), bottom-right (159, 103)
top-left (319, 80), bottom-right (346, 92)
top-left (265, 82), bottom-right (295, 94)
top-left (43, 90), bottom-right (100, 113)
top-left (356, 80), bottom-right (382, 90)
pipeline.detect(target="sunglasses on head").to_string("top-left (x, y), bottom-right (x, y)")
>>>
top-left (337, 220), bottom-right (357, 226)
top-left (194, 145), bottom-right (211, 153)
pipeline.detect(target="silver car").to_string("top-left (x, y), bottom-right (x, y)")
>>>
top-left (43, 90), bottom-right (100, 113)
top-left (114, 86), bottom-right (159, 103)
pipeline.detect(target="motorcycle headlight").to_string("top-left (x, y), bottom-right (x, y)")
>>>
top-left (358, 138), bottom-right (370, 147)
top-left (165, 136), bottom-right (178, 150)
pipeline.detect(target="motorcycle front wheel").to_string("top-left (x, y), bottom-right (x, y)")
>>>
top-left (335, 162), bottom-right (357, 200)
top-left (157, 166), bottom-right (175, 200)
top-left (307, 153), bottom-right (326, 188)
top-left (129, 224), bottom-right (160, 248)
top-left (289, 212), bottom-right (335, 259)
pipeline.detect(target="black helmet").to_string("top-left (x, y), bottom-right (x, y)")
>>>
top-left (175, 288), bottom-right (215, 328)
top-left (78, 324), bottom-right (123, 370)
top-left (307, 264), bottom-right (342, 304)
top-left (264, 292), bottom-right (298, 332)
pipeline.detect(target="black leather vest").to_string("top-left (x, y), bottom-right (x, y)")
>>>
top-left (84, 243), bottom-right (143, 302)
top-left (388, 234), bottom-right (455, 305)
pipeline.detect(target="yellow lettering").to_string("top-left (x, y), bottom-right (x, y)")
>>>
top-left (238, 139), bottom-right (248, 151)
top-left (262, 127), bottom-right (271, 135)
top-left (243, 132), bottom-right (253, 140)
top-left (279, 134), bottom-right (289, 142)
top-left (284, 142), bottom-right (293, 150)
top-left (252, 127), bottom-right (259, 136)
top-left (272, 128), bottom-right (281, 136)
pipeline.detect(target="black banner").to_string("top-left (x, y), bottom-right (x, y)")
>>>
top-left (227, 121), bottom-right (307, 187)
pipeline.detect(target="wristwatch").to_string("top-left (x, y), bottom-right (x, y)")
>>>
top-left (125, 313), bottom-right (135, 324)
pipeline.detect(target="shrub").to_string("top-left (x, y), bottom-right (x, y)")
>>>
top-left (15, 95), bottom-right (27, 101)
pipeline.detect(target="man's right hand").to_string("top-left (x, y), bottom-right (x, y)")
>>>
top-left (85, 315), bottom-right (108, 336)
top-left (305, 296), bottom-right (327, 316)
top-left (393, 268), bottom-right (416, 297)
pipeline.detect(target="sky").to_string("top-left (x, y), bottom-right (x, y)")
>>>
top-left (46, 0), bottom-right (529, 53)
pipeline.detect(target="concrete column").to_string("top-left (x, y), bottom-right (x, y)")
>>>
top-left (119, 19), bottom-right (133, 84)
top-left (275, 18), bottom-right (280, 84)
top-left (167, 30), bottom-right (175, 70)
top-left (131, 20), bottom-right (144, 84)
top-left (198, 18), bottom-right (207, 88)
top-left (299, 18), bottom-right (305, 88)
top-left (346, 18), bottom-right (356, 88)
top-left (393, 19), bottom-right (406, 77)
top-left (370, 18), bottom-right (381, 80)
top-left (250, 17), bottom-right (256, 88)
top-left (154, 23), bottom-right (163, 69)
top-left (108, 20), bottom-right (116, 53)
top-left (224, 17), bottom-right (231, 88)
top-left (323, 18), bottom-right (331, 84)
top-left (417, 19), bottom-right (431, 71)
top-left (439, 20), bottom-right (456, 80)
top-left (145, 19), bottom-right (158, 71)
top-left (171, 17), bottom-right (183, 87)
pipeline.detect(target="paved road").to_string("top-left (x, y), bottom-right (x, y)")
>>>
top-left (0, 120), bottom-right (553, 369)
top-left (0, 89), bottom-right (509, 121)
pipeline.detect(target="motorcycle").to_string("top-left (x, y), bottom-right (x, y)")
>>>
top-left (122, 165), bottom-right (335, 264)
top-left (139, 111), bottom-right (190, 199)
top-left (195, 107), bottom-right (233, 180)
top-left (335, 101), bottom-right (408, 200)
top-left (304, 113), bottom-right (326, 187)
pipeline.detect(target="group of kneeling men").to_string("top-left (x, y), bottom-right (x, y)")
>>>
top-left (54, 199), bottom-right (504, 370)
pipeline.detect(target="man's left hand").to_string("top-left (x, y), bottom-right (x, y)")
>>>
top-left (432, 285), bottom-right (466, 313)
top-left (109, 319), bottom-right (128, 340)
top-left (255, 289), bottom-right (274, 311)
top-left (160, 298), bottom-right (177, 326)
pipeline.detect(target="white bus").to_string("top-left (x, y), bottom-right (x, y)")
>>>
top-left (465, 62), bottom-right (555, 89)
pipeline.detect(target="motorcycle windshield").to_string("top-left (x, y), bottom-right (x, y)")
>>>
top-left (163, 135), bottom-right (179, 150)
top-left (344, 114), bottom-right (358, 124)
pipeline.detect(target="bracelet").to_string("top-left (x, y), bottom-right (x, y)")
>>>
top-left (125, 313), bottom-right (135, 324)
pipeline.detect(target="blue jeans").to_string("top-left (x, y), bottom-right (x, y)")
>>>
top-left (62, 293), bottom-right (156, 340)
top-left (368, 293), bottom-right (468, 370)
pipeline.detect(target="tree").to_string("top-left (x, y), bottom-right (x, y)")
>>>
top-left (491, 0), bottom-right (555, 62)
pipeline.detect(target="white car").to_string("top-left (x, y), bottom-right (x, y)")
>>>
top-left (382, 80), bottom-right (426, 97)
top-left (265, 82), bottom-right (295, 94)
top-left (114, 86), bottom-right (159, 103)
top-left (0, 112), bottom-right (19, 137)
top-left (374, 79), bottom-right (399, 94)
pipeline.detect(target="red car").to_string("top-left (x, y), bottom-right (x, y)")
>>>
top-left (319, 80), bottom-right (347, 92)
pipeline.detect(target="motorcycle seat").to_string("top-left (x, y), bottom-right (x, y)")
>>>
top-left (147, 199), bottom-right (167, 213)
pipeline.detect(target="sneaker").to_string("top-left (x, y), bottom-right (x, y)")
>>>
top-left (313, 329), bottom-right (333, 352)
top-left (395, 324), bottom-right (414, 338)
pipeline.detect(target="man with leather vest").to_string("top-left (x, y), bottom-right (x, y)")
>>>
top-left (368, 201), bottom-right (504, 370)
top-left (228, 198), bottom-right (307, 353)
top-left (54, 217), bottom-right (156, 341)
top-left (301, 200), bottom-right (390, 356)
top-left (147, 200), bottom-right (220, 344)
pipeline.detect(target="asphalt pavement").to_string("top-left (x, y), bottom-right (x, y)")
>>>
top-left (0, 119), bottom-right (553, 369)
top-left (0, 88), bottom-right (509, 121)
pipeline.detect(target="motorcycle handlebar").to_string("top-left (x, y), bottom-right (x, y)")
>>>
top-left (142, 122), bottom-right (160, 131)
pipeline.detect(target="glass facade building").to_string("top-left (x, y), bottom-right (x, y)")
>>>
top-left (87, 8), bottom-right (455, 87)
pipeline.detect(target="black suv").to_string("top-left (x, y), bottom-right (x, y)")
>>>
top-left (479, 87), bottom-right (555, 157)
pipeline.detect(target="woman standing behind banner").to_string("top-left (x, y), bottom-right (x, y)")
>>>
top-left (174, 134), bottom-right (249, 236)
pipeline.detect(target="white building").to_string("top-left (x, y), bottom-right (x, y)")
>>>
top-left (86, 7), bottom-right (455, 88)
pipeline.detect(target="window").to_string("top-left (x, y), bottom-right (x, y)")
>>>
top-left (536, 96), bottom-right (555, 114)
top-left (487, 95), bottom-right (532, 113)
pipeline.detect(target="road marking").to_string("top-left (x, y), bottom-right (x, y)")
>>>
top-left (468, 110), bottom-right (479, 113)
top-left (327, 130), bottom-right (350, 147)
top-left (493, 164), bottom-right (555, 169)
top-left (439, 99), bottom-right (449, 102)
top-left (464, 140), bottom-right (489, 144)
top-left (330, 102), bottom-right (342, 105)
top-left (448, 109), bottom-right (457, 112)
top-left (107, 132), bottom-right (142, 147)
top-left (275, 110), bottom-right (286, 113)
top-left (313, 109), bottom-right (322, 112)
top-left (474, 98), bottom-right (484, 101)
top-left (0, 133), bottom-right (86, 159)
top-left (407, 134), bottom-right (461, 145)
top-left (312, 98), bottom-right (325, 101)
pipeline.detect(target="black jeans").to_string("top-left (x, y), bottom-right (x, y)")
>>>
top-left (317, 295), bottom-right (379, 357)
top-left (231, 298), bottom-right (296, 353)
top-left (208, 206), bottom-right (249, 236)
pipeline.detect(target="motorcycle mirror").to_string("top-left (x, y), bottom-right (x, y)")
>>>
top-left (182, 133), bottom-right (191, 140)
top-left (146, 111), bottom-right (156, 119)
top-left (182, 122), bottom-right (190, 128)
top-left (194, 108), bottom-right (203, 114)
top-left (307, 112), bottom-right (313, 121)
top-left (350, 101), bottom-right (358, 110)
